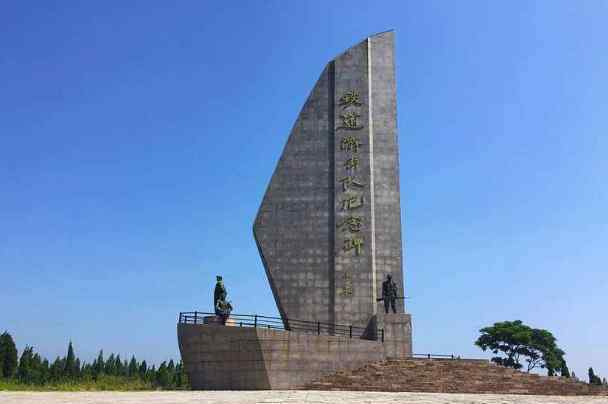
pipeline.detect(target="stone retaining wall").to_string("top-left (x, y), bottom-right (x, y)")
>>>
top-left (178, 323), bottom-right (387, 389)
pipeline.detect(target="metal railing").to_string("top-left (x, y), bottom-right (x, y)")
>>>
top-left (178, 312), bottom-right (467, 358)
top-left (410, 353), bottom-right (461, 359)
top-left (178, 311), bottom-right (384, 341)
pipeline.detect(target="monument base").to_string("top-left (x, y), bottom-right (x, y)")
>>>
top-left (381, 313), bottom-right (412, 358)
top-left (178, 317), bottom-right (412, 390)
top-left (202, 315), bottom-right (237, 327)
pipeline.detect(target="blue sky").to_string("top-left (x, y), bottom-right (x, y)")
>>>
top-left (1, 1), bottom-right (606, 379)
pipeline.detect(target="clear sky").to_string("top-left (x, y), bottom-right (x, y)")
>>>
top-left (1, 1), bottom-right (606, 379)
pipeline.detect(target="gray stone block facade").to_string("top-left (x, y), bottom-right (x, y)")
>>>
top-left (178, 322), bottom-right (411, 390)
top-left (254, 31), bottom-right (408, 334)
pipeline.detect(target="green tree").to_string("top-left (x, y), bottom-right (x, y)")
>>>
top-left (49, 356), bottom-right (62, 381)
top-left (64, 341), bottom-right (77, 378)
top-left (114, 355), bottom-right (124, 376)
top-left (560, 360), bottom-right (571, 378)
top-left (29, 351), bottom-right (47, 384)
top-left (175, 361), bottom-right (188, 388)
top-left (0, 331), bottom-right (19, 379)
top-left (475, 320), bottom-right (567, 375)
top-left (105, 353), bottom-right (116, 375)
top-left (146, 365), bottom-right (156, 384)
top-left (122, 359), bottom-right (129, 377)
top-left (40, 358), bottom-right (50, 383)
top-left (138, 360), bottom-right (147, 380)
top-left (17, 346), bottom-right (34, 383)
top-left (128, 356), bottom-right (138, 378)
top-left (93, 350), bottom-right (104, 377)
top-left (167, 360), bottom-right (176, 388)
top-left (589, 367), bottom-right (602, 385)
top-left (81, 362), bottom-right (93, 380)
top-left (156, 361), bottom-right (170, 388)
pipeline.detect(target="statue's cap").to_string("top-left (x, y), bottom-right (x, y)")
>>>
top-left (387, 274), bottom-right (392, 279)
top-left (216, 275), bottom-right (223, 281)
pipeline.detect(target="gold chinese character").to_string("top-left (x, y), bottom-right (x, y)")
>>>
top-left (344, 157), bottom-right (359, 170)
top-left (337, 216), bottom-right (363, 233)
top-left (340, 136), bottom-right (362, 153)
top-left (343, 238), bottom-right (364, 255)
top-left (339, 272), bottom-right (353, 296)
top-left (341, 195), bottom-right (363, 210)
top-left (339, 111), bottom-right (363, 130)
top-left (338, 176), bottom-right (365, 192)
top-left (339, 90), bottom-right (362, 109)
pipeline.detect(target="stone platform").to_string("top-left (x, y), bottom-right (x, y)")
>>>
top-left (177, 315), bottom-right (411, 390)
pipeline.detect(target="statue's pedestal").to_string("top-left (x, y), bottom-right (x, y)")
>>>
top-left (381, 313), bottom-right (412, 358)
top-left (202, 315), bottom-right (236, 326)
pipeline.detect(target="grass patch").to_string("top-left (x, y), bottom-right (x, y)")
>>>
top-left (0, 376), bottom-right (158, 391)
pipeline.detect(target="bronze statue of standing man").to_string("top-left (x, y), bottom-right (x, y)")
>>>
top-left (214, 275), bottom-right (226, 314)
top-left (381, 274), bottom-right (398, 314)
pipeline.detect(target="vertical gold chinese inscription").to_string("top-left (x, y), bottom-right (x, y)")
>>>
top-left (337, 89), bottom-right (366, 297)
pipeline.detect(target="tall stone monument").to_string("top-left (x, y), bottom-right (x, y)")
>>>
top-left (178, 32), bottom-right (412, 390)
top-left (254, 30), bottom-right (410, 338)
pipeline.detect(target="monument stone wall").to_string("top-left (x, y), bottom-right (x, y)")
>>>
top-left (254, 31), bottom-right (407, 335)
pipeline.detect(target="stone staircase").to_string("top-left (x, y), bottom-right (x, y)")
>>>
top-left (305, 358), bottom-right (608, 396)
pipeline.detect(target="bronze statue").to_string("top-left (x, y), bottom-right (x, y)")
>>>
top-left (215, 298), bottom-right (233, 323)
top-left (381, 274), bottom-right (398, 314)
top-left (213, 275), bottom-right (233, 323)
top-left (214, 275), bottom-right (226, 314)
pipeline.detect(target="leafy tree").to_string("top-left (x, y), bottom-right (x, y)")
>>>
top-left (526, 328), bottom-right (564, 374)
top-left (0, 331), bottom-right (18, 378)
top-left (475, 320), bottom-right (567, 375)
top-left (475, 320), bottom-right (530, 369)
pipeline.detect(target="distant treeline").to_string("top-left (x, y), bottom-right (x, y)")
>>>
top-left (0, 331), bottom-right (189, 390)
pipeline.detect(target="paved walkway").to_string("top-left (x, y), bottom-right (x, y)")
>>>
top-left (1, 391), bottom-right (607, 403)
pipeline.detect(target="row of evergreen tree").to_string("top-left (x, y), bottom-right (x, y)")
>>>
top-left (0, 331), bottom-right (188, 389)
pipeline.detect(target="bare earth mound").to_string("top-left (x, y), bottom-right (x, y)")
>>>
top-left (305, 358), bottom-right (608, 396)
